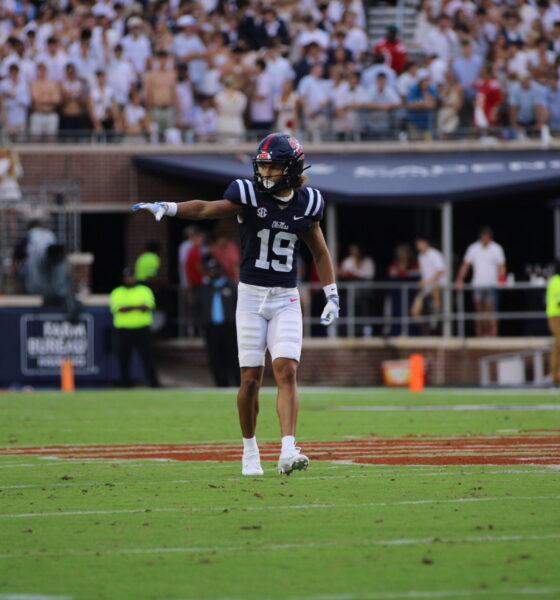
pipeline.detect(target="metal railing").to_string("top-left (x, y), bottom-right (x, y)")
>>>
top-left (175, 280), bottom-right (549, 339)
top-left (3, 121), bottom-right (558, 145)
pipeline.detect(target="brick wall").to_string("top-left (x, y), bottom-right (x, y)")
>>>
top-left (158, 338), bottom-right (549, 386)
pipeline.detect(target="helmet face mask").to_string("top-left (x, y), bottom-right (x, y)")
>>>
top-left (252, 133), bottom-right (306, 195)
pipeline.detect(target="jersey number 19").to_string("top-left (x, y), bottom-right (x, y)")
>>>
top-left (255, 228), bottom-right (297, 272)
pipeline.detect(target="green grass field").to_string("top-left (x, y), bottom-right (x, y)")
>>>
top-left (0, 387), bottom-right (559, 600)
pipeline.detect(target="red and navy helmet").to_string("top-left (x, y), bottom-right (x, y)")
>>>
top-left (252, 133), bottom-right (306, 193)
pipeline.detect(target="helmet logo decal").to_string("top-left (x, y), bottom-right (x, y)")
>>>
top-left (287, 137), bottom-right (300, 151)
top-left (257, 207), bottom-right (268, 218)
top-left (257, 151), bottom-right (271, 160)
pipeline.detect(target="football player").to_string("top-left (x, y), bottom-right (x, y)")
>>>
top-left (132, 133), bottom-right (339, 476)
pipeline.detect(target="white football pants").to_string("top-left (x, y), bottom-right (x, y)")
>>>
top-left (236, 282), bottom-right (303, 367)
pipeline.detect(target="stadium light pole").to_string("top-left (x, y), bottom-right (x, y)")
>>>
top-left (441, 201), bottom-right (453, 337)
top-left (326, 202), bottom-right (338, 338)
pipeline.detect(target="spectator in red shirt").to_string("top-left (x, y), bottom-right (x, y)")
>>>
top-left (211, 234), bottom-right (240, 282)
top-left (373, 25), bottom-right (408, 74)
top-left (474, 63), bottom-right (504, 129)
top-left (185, 230), bottom-right (209, 289)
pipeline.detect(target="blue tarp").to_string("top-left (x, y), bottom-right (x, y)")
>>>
top-left (133, 151), bottom-right (560, 205)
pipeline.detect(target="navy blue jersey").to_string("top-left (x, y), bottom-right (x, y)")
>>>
top-left (223, 178), bottom-right (325, 288)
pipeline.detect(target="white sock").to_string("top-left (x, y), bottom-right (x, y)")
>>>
top-left (243, 437), bottom-right (258, 454)
top-left (281, 435), bottom-right (296, 454)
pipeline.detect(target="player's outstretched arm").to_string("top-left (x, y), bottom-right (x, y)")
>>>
top-left (303, 222), bottom-right (340, 326)
top-left (132, 199), bottom-right (241, 221)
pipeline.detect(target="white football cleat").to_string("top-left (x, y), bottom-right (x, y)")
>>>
top-left (242, 452), bottom-right (264, 476)
top-left (277, 448), bottom-right (309, 475)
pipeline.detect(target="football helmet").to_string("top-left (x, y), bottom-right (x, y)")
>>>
top-left (252, 133), bottom-right (307, 194)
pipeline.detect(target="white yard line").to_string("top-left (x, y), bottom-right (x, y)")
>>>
top-left (0, 596), bottom-right (72, 600)
top-left (1, 534), bottom-right (559, 561)
top-left (171, 587), bottom-right (560, 600)
top-left (170, 587), bottom-right (560, 600)
top-left (1, 495), bottom-right (559, 520)
top-left (332, 404), bottom-right (560, 411)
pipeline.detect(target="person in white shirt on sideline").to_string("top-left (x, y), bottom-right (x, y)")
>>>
top-left (455, 226), bottom-right (506, 337)
top-left (412, 235), bottom-right (446, 335)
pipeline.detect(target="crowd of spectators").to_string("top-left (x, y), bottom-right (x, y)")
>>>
top-left (0, 0), bottom-right (559, 143)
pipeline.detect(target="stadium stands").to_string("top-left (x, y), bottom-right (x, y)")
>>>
top-left (0, 0), bottom-right (559, 143)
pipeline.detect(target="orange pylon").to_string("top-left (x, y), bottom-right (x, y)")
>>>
top-left (409, 354), bottom-right (425, 393)
top-left (60, 359), bottom-right (75, 392)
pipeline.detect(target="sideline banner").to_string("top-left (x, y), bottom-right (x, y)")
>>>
top-left (0, 306), bottom-right (126, 386)
top-left (21, 314), bottom-right (96, 375)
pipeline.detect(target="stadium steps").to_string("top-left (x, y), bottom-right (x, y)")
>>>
top-left (366, 1), bottom-right (421, 48)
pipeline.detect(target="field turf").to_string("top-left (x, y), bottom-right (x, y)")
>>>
top-left (0, 387), bottom-right (559, 600)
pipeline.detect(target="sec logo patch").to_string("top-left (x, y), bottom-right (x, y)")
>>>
top-left (257, 207), bottom-right (268, 218)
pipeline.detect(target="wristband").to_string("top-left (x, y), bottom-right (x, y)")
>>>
top-left (166, 202), bottom-right (178, 217)
top-left (323, 283), bottom-right (338, 298)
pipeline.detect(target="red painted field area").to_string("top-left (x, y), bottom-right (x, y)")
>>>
top-left (1, 434), bottom-right (559, 465)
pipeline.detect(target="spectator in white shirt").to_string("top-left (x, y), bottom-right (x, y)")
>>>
top-left (274, 78), bottom-right (299, 135)
top-left (412, 235), bottom-right (446, 334)
top-left (297, 63), bottom-right (330, 141)
top-left (107, 44), bottom-right (137, 107)
top-left (0, 64), bottom-right (30, 139)
top-left (175, 63), bottom-right (195, 141)
top-left (339, 70), bottom-right (369, 139)
top-left (342, 11), bottom-right (369, 63)
top-left (172, 15), bottom-right (208, 92)
top-left (1, 38), bottom-right (36, 83)
top-left (249, 59), bottom-right (275, 138)
top-left (35, 36), bottom-right (68, 82)
top-left (214, 76), bottom-right (247, 143)
top-left (87, 70), bottom-right (120, 136)
top-left (328, 66), bottom-right (349, 138)
top-left (264, 44), bottom-right (295, 102)
top-left (362, 54), bottom-right (398, 91)
top-left (121, 16), bottom-right (152, 77)
top-left (396, 61), bottom-right (423, 99)
top-left (361, 72), bottom-right (402, 136)
top-left (422, 14), bottom-right (458, 63)
top-left (294, 16), bottom-right (330, 52)
top-left (455, 226), bottom-right (506, 337)
top-left (69, 29), bottom-right (102, 85)
top-left (193, 96), bottom-right (218, 142)
top-left (123, 88), bottom-right (151, 142)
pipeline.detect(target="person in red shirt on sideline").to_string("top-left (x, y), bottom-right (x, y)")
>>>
top-left (185, 229), bottom-right (209, 290)
top-left (373, 25), bottom-right (408, 74)
top-left (211, 234), bottom-right (240, 282)
top-left (474, 63), bottom-right (504, 129)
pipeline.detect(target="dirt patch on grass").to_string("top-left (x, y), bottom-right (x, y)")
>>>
top-left (1, 434), bottom-right (559, 465)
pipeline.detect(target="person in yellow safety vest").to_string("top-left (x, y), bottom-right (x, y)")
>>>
top-left (134, 241), bottom-right (161, 283)
top-left (110, 267), bottom-right (161, 388)
top-left (546, 261), bottom-right (560, 386)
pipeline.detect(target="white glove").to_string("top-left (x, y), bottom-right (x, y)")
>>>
top-left (320, 295), bottom-right (340, 326)
top-left (131, 202), bottom-right (177, 221)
